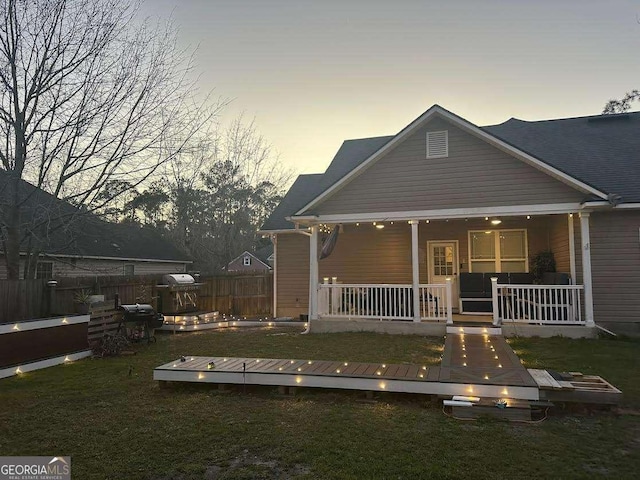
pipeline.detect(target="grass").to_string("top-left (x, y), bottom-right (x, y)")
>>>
top-left (0, 327), bottom-right (639, 479)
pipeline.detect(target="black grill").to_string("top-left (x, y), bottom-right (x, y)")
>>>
top-left (119, 304), bottom-right (164, 342)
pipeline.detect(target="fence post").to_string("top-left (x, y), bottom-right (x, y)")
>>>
top-left (445, 278), bottom-right (453, 324)
top-left (491, 277), bottom-right (500, 326)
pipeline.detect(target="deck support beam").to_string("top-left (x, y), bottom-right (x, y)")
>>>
top-left (411, 221), bottom-right (420, 322)
top-left (579, 212), bottom-right (595, 327)
top-left (309, 225), bottom-right (319, 320)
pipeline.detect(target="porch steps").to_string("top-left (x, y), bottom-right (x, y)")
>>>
top-left (446, 325), bottom-right (501, 335)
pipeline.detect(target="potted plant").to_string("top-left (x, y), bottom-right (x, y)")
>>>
top-left (73, 289), bottom-right (92, 314)
top-left (530, 250), bottom-right (556, 284)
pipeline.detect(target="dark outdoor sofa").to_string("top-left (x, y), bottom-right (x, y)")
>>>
top-left (459, 272), bottom-right (570, 314)
top-left (459, 273), bottom-right (530, 313)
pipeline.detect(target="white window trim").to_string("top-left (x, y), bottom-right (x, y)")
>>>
top-left (426, 130), bottom-right (449, 159)
top-left (468, 228), bottom-right (529, 273)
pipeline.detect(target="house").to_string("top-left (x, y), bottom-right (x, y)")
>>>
top-left (260, 105), bottom-right (640, 336)
top-left (227, 248), bottom-right (272, 273)
top-left (0, 172), bottom-right (191, 279)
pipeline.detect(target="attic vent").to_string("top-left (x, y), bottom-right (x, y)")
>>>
top-left (426, 130), bottom-right (448, 158)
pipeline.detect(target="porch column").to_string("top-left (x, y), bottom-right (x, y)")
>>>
top-left (309, 225), bottom-right (319, 320)
top-left (272, 234), bottom-right (278, 318)
top-left (411, 221), bottom-right (420, 322)
top-left (568, 214), bottom-right (577, 284)
top-left (579, 212), bottom-right (595, 327)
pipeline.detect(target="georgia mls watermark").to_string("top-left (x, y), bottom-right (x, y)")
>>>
top-left (0, 457), bottom-right (70, 480)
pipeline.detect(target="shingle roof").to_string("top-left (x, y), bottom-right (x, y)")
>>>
top-left (260, 137), bottom-right (392, 231)
top-left (483, 112), bottom-right (640, 202)
top-left (261, 110), bottom-right (640, 231)
top-left (0, 170), bottom-right (191, 262)
top-left (62, 218), bottom-right (191, 262)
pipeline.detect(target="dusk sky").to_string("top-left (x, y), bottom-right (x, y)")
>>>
top-left (139, 0), bottom-right (640, 176)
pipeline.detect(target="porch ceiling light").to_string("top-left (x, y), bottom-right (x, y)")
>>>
top-left (490, 218), bottom-right (502, 225)
top-left (375, 224), bottom-right (385, 229)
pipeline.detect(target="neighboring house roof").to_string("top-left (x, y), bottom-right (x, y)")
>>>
top-left (0, 170), bottom-right (191, 262)
top-left (255, 244), bottom-right (274, 263)
top-left (260, 107), bottom-right (640, 231)
top-left (227, 250), bottom-right (271, 270)
top-left (60, 218), bottom-right (191, 262)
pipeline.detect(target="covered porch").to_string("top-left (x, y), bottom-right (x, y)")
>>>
top-left (299, 206), bottom-right (595, 332)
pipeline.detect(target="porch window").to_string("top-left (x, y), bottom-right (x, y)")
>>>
top-left (469, 229), bottom-right (528, 273)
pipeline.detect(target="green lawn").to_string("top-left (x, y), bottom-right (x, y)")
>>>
top-left (1, 328), bottom-right (639, 479)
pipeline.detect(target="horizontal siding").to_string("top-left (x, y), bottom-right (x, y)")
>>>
top-left (315, 118), bottom-right (586, 215)
top-left (549, 214), bottom-right (571, 274)
top-left (590, 211), bottom-right (640, 333)
top-left (276, 233), bottom-right (310, 318)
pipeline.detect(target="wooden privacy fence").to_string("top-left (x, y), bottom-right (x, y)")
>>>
top-left (197, 274), bottom-right (273, 317)
top-left (0, 273), bottom-right (273, 324)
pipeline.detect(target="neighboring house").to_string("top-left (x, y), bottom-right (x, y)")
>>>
top-left (0, 173), bottom-right (191, 279)
top-left (260, 105), bottom-right (640, 336)
top-left (227, 249), bottom-right (272, 273)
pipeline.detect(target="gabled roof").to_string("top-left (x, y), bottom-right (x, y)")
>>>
top-left (483, 112), bottom-right (640, 202)
top-left (0, 170), bottom-right (191, 262)
top-left (227, 250), bottom-right (271, 270)
top-left (261, 106), bottom-right (640, 231)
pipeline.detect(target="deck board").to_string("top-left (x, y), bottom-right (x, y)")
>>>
top-left (154, 333), bottom-right (541, 400)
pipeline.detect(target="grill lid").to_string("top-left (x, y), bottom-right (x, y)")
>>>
top-left (162, 274), bottom-right (195, 285)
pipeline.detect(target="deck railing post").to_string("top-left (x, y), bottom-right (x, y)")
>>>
top-left (309, 225), bottom-right (319, 320)
top-left (411, 221), bottom-right (420, 322)
top-left (445, 278), bottom-right (453, 324)
top-left (491, 277), bottom-right (500, 326)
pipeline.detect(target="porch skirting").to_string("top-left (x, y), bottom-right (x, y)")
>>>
top-left (309, 318), bottom-right (447, 336)
top-left (501, 324), bottom-right (597, 339)
top-left (309, 318), bottom-right (597, 338)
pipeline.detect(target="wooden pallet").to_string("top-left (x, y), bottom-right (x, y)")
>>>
top-left (528, 369), bottom-right (622, 405)
top-left (88, 303), bottom-right (123, 343)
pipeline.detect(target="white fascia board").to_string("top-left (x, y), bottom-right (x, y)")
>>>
top-left (614, 203), bottom-right (640, 209)
top-left (0, 314), bottom-right (90, 335)
top-left (294, 105), bottom-right (608, 215)
top-left (291, 203), bottom-right (582, 224)
top-left (580, 201), bottom-right (640, 211)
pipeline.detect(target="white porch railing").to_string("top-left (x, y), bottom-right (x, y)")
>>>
top-left (492, 283), bottom-right (585, 325)
top-left (317, 283), bottom-right (451, 322)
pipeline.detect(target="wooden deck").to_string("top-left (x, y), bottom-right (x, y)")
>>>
top-left (154, 333), bottom-right (540, 400)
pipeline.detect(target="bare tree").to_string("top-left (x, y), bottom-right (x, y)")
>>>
top-left (0, 0), bottom-right (222, 279)
top-left (603, 90), bottom-right (640, 114)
